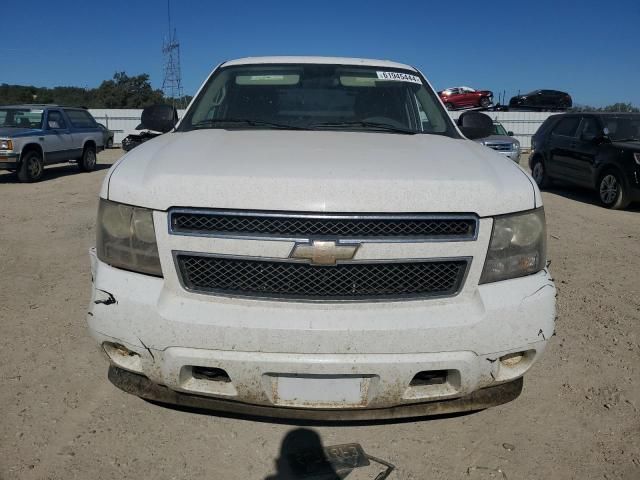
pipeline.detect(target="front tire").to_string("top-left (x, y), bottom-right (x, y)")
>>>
top-left (479, 97), bottom-right (491, 108)
top-left (106, 138), bottom-right (114, 149)
top-left (598, 170), bottom-right (630, 209)
top-left (78, 145), bottom-right (97, 172)
top-left (445, 102), bottom-right (454, 110)
top-left (17, 150), bottom-right (44, 183)
top-left (531, 157), bottom-right (550, 189)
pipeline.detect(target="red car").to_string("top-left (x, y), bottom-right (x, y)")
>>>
top-left (438, 86), bottom-right (493, 110)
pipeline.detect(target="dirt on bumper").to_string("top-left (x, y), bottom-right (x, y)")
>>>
top-left (108, 366), bottom-right (523, 421)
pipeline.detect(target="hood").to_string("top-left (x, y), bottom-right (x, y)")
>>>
top-left (125, 128), bottom-right (162, 137)
top-left (476, 135), bottom-right (518, 144)
top-left (610, 140), bottom-right (640, 150)
top-left (106, 129), bottom-right (537, 216)
top-left (125, 130), bottom-right (161, 139)
top-left (0, 127), bottom-right (42, 138)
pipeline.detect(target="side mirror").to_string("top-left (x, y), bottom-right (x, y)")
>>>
top-left (507, 130), bottom-right (514, 136)
top-left (140, 104), bottom-right (178, 133)
top-left (458, 111), bottom-right (494, 140)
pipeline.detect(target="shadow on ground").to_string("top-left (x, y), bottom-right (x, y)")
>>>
top-left (543, 184), bottom-right (640, 212)
top-left (0, 163), bottom-right (112, 184)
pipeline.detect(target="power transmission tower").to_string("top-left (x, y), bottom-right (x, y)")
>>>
top-left (161, 0), bottom-right (185, 108)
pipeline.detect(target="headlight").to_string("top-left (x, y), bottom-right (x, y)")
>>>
top-left (96, 199), bottom-right (162, 276)
top-left (480, 208), bottom-right (546, 284)
top-left (0, 139), bottom-right (13, 150)
top-left (512, 143), bottom-right (520, 151)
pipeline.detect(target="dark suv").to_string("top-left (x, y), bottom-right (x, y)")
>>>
top-left (530, 113), bottom-right (640, 209)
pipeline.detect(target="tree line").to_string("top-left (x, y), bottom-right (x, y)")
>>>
top-left (0, 72), bottom-right (192, 109)
top-left (2, 73), bottom-right (636, 113)
top-left (569, 102), bottom-right (639, 113)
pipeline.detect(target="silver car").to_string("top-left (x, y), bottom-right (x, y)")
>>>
top-left (476, 122), bottom-right (521, 163)
top-left (0, 104), bottom-right (104, 182)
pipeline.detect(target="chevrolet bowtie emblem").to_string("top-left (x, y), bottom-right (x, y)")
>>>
top-left (290, 240), bottom-right (360, 266)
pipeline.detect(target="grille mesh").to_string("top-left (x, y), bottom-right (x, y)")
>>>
top-left (177, 255), bottom-right (468, 300)
top-left (171, 211), bottom-right (476, 239)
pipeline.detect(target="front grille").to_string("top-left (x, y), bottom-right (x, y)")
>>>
top-left (170, 210), bottom-right (477, 240)
top-left (176, 254), bottom-right (468, 301)
top-left (485, 143), bottom-right (512, 152)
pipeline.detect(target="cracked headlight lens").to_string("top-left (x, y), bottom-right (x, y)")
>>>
top-left (480, 208), bottom-right (546, 284)
top-left (97, 199), bottom-right (162, 277)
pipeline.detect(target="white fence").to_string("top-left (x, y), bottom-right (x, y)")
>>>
top-left (90, 109), bottom-right (185, 145)
top-left (448, 110), bottom-right (556, 150)
top-left (90, 109), bottom-right (557, 150)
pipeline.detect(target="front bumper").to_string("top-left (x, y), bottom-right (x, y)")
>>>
top-left (87, 246), bottom-right (555, 417)
top-left (0, 152), bottom-right (19, 170)
top-left (109, 366), bottom-right (524, 421)
top-left (491, 149), bottom-right (520, 163)
top-left (504, 150), bottom-right (521, 163)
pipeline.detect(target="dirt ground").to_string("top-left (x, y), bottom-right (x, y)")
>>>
top-left (1, 149), bottom-right (639, 480)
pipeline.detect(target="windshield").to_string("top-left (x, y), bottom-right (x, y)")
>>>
top-left (181, 64), bottom-right (457, 136)
top-left (0, 108), bottom-right (44, 129)
top-left (602, 115), bottom-right (640, 141)
top-left (493, 123), bottom-right (508, 136)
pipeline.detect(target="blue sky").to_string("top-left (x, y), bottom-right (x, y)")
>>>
top-left (3, 0), bottom-right (639, 106)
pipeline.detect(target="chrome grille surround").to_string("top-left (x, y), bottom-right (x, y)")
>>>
top-left (484, 142), bottom-right (512, 152)
top-left (169, 209), bottom-right (478, 242)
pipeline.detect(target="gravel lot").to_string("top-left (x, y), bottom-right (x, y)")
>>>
top-left (1, 149), bottom-right (639, 479)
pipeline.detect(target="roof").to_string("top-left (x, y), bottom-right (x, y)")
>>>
top-left (557, 112), bottom-right (640, 116)
top-left (1, 104), bottom-right (58, 108)
top-left (222, 56), bottom-right (416, 70)
top-left (587, 112), bottom-right (640, 116)
top-left (0, 104), bottom-right (87, 109)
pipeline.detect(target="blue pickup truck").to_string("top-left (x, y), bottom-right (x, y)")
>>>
top-left (0, 104), bottom-right (104, 182)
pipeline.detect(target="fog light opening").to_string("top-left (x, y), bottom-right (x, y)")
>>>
top-left (410, 370), bottom-right (448, 387)
top-left (500, 352), bottom-right (525, 367)
top-left (192, 367), bottom-right (231, 383)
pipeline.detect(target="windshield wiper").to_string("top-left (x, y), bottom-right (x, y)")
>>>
top-left (613, 137), bottom-right (639, 142)
top-left (190, 119), bottom-right (308, 131)
top-left (309, 121), bottom-right (417, 135)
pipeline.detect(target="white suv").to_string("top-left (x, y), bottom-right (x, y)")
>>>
top-left (87, 57), bottom-right (555, 420)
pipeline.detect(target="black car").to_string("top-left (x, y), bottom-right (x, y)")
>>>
top-left (509, 90), bottom-right (572, 111)
top-left (529, 113), bottom-right (640, 209)
top-left (97, 123), bottom-right (114, 148)
top-left (121, 123), bottom-right (162, 152)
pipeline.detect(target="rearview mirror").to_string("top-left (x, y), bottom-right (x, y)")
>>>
top-left (140, 104), bottom-right (178, 133)
top-left (458, 111), bottom-right (494, 140)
